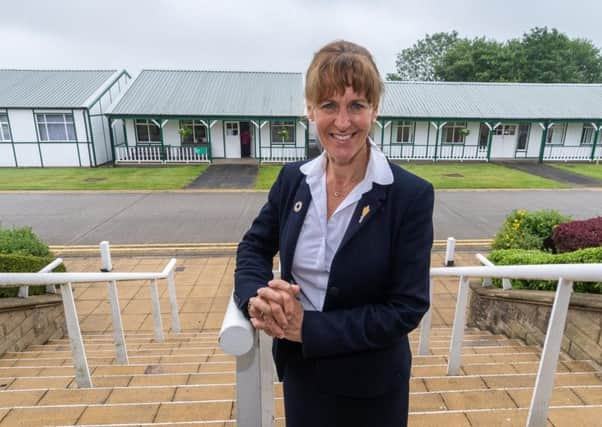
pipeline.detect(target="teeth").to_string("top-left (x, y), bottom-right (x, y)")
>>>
top-left (333, 134), bottom-right (352, 140)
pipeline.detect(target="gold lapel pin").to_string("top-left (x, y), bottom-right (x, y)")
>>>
top-left (359, 205), bottom-right (370, 223)
top-left (294, 201), bottom-right (303, 213)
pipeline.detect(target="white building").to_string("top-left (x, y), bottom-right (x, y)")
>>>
top-left (373, 81), bottom-right (602, 162)
top-left (0, 69), bottom-right (130, 167)
top-left (107, 70), bottom-right (306, 164)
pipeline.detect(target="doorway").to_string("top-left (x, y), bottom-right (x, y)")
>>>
top-left (239, 122), bottom-right (251, 158)
top-left (224, 121), bottom-right (241, 158)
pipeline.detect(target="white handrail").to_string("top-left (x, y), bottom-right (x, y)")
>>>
top-left (18, 257), bottom-right (64, 298)
top-left (0, 269), bottom-right (174, 285)
top-left (219, 293), bottom-right (254, 356)
top-left (430, 263), bottom-right (601, 281)
top-left (475, 253), bottom-right (512, 290)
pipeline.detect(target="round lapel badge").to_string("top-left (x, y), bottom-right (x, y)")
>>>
top-left (294, 201), bottom-right (303, 213)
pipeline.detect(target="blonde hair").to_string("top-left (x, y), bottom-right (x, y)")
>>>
top-left (305, 40), bottom-right (383, 107)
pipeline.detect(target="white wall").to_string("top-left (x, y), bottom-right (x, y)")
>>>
top-left (211, 121), bottom-right (225, 158)
top-left (8, 109), bottom-right (37, 142)
top-left (0, 145), bottom-right (15, 167)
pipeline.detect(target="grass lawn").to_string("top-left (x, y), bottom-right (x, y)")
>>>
top-left (256, 162), bottom-right (566, 190)
top-left (0, 166), bottom-right (207, 190)
top-left (550, 163), bottom-right (602, 181)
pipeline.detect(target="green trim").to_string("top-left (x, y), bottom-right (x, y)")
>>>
top-left (85, 110), bottom-right (97, 167)
top-left (433, 121), bottom-right (440, 162)
top-left (3, 111), bottom-right (18, 167)
top-left (123, 119), bottom-right (128, 147)
top-left (207, 120), bottom-right (213, 162)
top-left (107, 114), bottom-right (303, 121)
top-left (485, 123), bottom-right (494, 161)
top-left (258, 121), bottom-right (262, 162)
top-left (71, 110), bottom-right (82, 167)
top-left (159, 121), bottom-right (166, 161)
top-left (376, 116), bottom-right (602, 124)
top-left (379, 119), bottom-right (385, 150)
top-left (108, 117), bottom-right (117, 164)
top-left (538, 122), bottom-right (550, 163)
top-left (591, 127), bottom-right (600, 160)
top-left (86, 70), bottom-right (131, 109)
top-left (425, 120), bottom-right (430, 155)
top-left (32, 111), bottom-right (44, 167)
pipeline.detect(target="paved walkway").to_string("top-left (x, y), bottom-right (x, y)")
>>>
top-left (497, 161), bottom-right (602, 187)
top-left (186, 164), bottom-right (258, 189)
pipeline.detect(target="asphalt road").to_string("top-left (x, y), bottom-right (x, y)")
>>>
top-left (0, 190), bottom-right (600, 245)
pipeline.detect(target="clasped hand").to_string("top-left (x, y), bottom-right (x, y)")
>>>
top-left (248, 279), bottom-right (303, 342)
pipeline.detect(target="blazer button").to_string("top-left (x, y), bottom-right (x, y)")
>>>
top-left (327, 286), bottom-right (340, 297)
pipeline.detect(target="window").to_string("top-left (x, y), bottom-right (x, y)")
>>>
top-left (36, 113), bottom-right (76, 142)
top-left (546, 123), bottom-right (567, 145)
top-left (394, 121), bottom-right (415, 144)
top-left (179, 120), bottom-right (207, 144)
top-left (135, 119), bottom-right (161, 143)
top-left (271, 121), bottom-right (295, 144)
top-left (580, 124), bottom-right (595, 145)
top-left (0, 113), bottom-right (11, 142)
top-left (493, 124), bottom-right (516, 136)
top-left (442, 122), bottom-right (467, 144)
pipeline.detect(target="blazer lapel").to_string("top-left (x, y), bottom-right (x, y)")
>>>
top-left (280, 180), bottom-right (312, 279)
top-left (338, 183), bottom-right (388, 252)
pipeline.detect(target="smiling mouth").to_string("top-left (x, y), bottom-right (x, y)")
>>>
top-left (331, 132), bottom-right (357, 141)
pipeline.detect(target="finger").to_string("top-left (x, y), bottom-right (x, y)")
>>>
top-left (250, 296), bottom-right (273, 318)
top-left (262, 286), bottom-right (296, 318)
top-left (268, 300), bottom-right (288, 329)
top-left (251, 316), bottom-right (284, 338)
top-left (257, 287), bottom-right (286, 305)
top-left (268, 279), bottom-right (294, 293)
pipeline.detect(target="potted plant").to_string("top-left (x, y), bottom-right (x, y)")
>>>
top-left (458, 128), bottom-right (470, 138)
top-left (277, 128), bottom-right (289, 143)
top-left (178, 127), bottom-right (192, 141)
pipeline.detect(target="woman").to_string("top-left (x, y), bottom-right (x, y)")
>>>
top-left (234, 40), bottom-right (434, 427)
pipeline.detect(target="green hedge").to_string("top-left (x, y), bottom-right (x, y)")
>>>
top-left (488, 247), bottom-right (602, 293)
top-left (0, 227), bottom-right (50, 257)
top-left (491, 209), bottom-right (571, 251)
top-left (0, 253), bottom-right (66, 298)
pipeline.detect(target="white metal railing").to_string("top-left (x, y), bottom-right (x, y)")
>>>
top-left (18, 258), bottom-right (64, 298)
top-left (115, 145), bottom-right (210, 164)
top-left (421, 262), bottom-right (602, 427)
top-left (542, 145), bottom-right (595, 161)
top-left (0, 241), bottom-right (179, 388)
top-left (260, 146), bottom-right (306, 163)
top-left (220, 240), bottom-right (602, 427)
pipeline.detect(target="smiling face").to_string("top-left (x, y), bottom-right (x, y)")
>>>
top-left (308, 86), bottom-right (377, 167)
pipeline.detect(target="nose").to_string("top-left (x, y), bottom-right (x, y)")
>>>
top-left (334, 107), bottom-right (350, 129)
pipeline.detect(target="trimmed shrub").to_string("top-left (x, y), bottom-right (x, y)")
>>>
top-left (552, 216), bottom-right (602, 253)
top-left (0, 253), bottom-right (65, 298)
top-left (0, 227), bottom-right (50, 257)
top-left (488, 247), bottom-right (602, 293)
top-left (491, 209), bottom-right (571, 251)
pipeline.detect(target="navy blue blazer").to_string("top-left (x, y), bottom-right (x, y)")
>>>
top-left (234, 160), bottom-right (434, 398)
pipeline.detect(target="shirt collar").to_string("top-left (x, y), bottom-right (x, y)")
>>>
top-left (299, 138), bottom-right (393, 186)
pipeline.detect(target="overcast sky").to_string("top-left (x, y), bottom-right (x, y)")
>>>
top-left (3, 0), bottom-right (602, 78)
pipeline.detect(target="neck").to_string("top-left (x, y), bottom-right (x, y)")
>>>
top-left (326, 142), bottom-right (370, 185)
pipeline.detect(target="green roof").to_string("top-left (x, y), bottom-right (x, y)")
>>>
top-left (109, 70), bottom-right (304, 117)
top-left (0, 69), bottom-right (118, 108)
top-left (380, 81), bottom-right (602, 120)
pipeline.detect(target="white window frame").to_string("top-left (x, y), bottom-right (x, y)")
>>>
top-left (0, 112), bottom-right (11, 142)
top-left (442, 121), bottom-right (467, 144)
top-left (493, 124), bottom-right (517, 136)
top-left (580, 124), bottom-right (595, 145)
top-left (393, 121), bottom-right (415, 144)
top-left (270, 120), bottom-right (295, 145)
top-left (35, 112), bottom-right (76, 142)
top-left (179, 120), bottom-right (207, 144)
top-left (135, 119), bottom-right (161, 144)
top-left (546, 123), bottom-right (567, 145)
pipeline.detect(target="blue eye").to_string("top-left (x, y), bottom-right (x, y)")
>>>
top-left (320, 103), bottom-right (337, 111)
top-left (349, 102), bottom-right (366, 112)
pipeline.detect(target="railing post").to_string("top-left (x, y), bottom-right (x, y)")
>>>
top-left (19, 258), bottom-right (63, 298)
top-left (527, 278), bottom-right (574, 427)
top-left (100, 241), bottom-right (129, 364)
top-left (445, 237), bottom-right (456, 266)
top-left (447, 275), bottom-right (470, 375)
top-left (167, 268), bottom-right (180, 333)
top-left (60, 282), bottom-right (93, 388)
top-left (236, 330), bottom-right (274, 427)
top-left (418, 276), bottom-right (434, 355)
top-left (150, 278), bottom-right (165, 343)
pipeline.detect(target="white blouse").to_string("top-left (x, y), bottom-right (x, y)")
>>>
top-left (292, 140), bottom-right (394, 311)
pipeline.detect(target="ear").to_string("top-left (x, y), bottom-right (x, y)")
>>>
top-left (306, 104), bottom-right (315, 121)
top-left (371, 104), bottom-right (378, 122)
